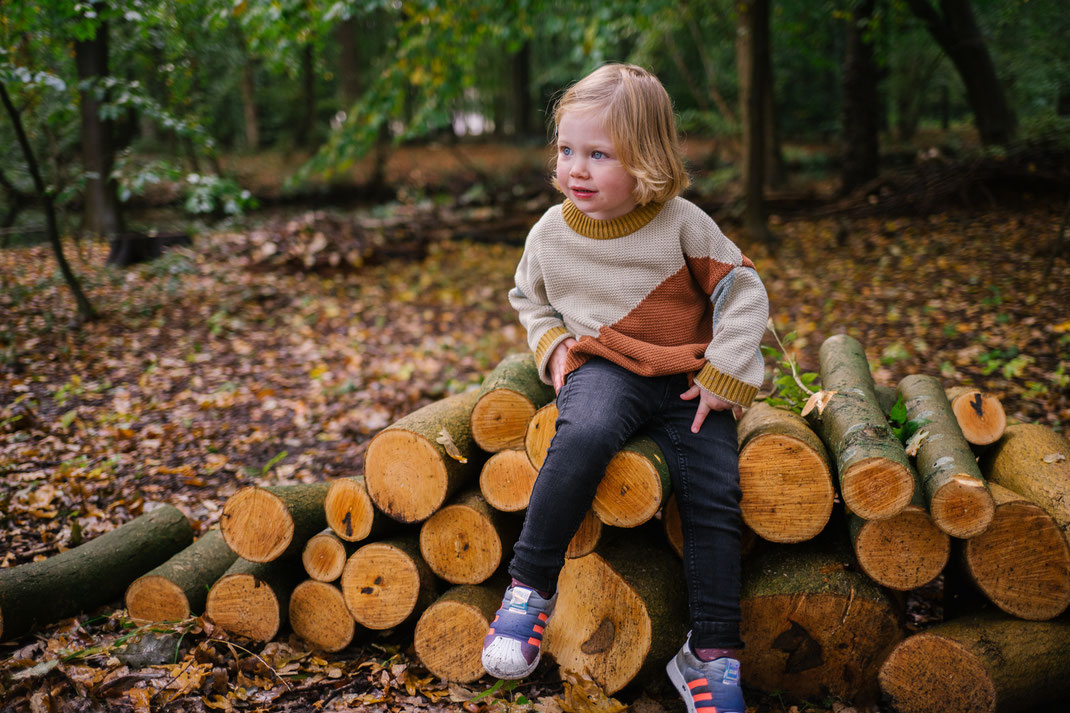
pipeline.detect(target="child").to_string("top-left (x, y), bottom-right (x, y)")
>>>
top-left (481, 64), bottom-right (767, 713)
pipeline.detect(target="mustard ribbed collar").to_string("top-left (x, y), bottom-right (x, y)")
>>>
top-left (561, 199), bottom-right (664, 239)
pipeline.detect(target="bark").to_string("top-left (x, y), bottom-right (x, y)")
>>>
top-left (364, 389), bottom-right (484, 523)
top-left (524, 401), bottom-right (558, 470)
top-left (471, 353), bottom-right (554, 452)
top-left (736, 402), bottom-right (834, 543)
top-left (289, 580), bottom-right (354, 652)
top-left (840, 0), bottom-right (881, 194)
top-left (340, 534), bottom-right (437, 630)
top-left (240, 57), bottom-right (259, 151)
top-left (418, 489), bottom-right (518, 585)
top-left (335, 18), bottom-right (360, 107)
top-left (0, 506), bottom-right (192, 640)
top-left (295, 44), bottom-right (316, 148)
top-left (512, 43), bottom-right (533, 137)
top-left (878, 613), bottom-right (1070, 713)
top-left (125, 528), bottom-right (237, 623)
top-left (479, 448), bottom-right (539, 512)
top-left (414, 584), bottom-right (502, 683)
top-left (945, 385), bottom-right (1006, 446)
top-left (301, 529), bottom-right (354, 583)
top-left (220, 482), bottom-right (331, 562)
top-left (204, 557), bottom-right (302, 642)
top-left (738, 0), bottom-right (776, 245)
top-left (324, 475), bottom-right (399, 542)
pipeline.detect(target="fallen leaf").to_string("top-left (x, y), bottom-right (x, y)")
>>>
top-left (555, 669), bottom-right (627, 713)
top-left (905, 429), bottom-right (930, 457)
top-left (436, 428), bottom-right (468, 463)
top-left (1042, 452), bottom-right (1066, 464)
top-left (801, 389), bottom-right (837, 417)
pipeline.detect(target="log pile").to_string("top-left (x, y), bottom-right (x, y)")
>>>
top-left (4, 345), bottom-right (1068, 710)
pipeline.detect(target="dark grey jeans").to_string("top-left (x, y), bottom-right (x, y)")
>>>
top-left (509, 357), bottom-right (744, 650)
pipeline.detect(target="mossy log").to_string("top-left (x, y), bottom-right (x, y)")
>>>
top-left (737, 402), bottom-right (834, 543)
top-left (849, 491), bottom-right (950, 591)
top-left (662, 493), bottom-right (756, 560)
top-left (594, 435), bottom-right (671, 528)
top-left (479, 448), bottom-right (538, 512)
top-left (204, 557), bottom-right (302, 641)
top-left (524, 401), bottom-right (558, 470)
top-left (807, 334), bottom-right (914, 520)
top-left (289, 580), bottom-right (355, 653)
top-left (419, 489), bottom-right (518, 584)
top-left (878, 613), bottom-right (1070, 713)
top-left (899, 375), bottom-right (994, 538)
top-left (565, 509), bottom-right (602, 559)
top-left (946, 386), bottom-right (1006, 446)
top-left (220, 482), bottom-right (331, 562)
top-left (414, 584), bottom-right (502, 683)
top-left (0, 505), bottom-right (193, 640)
top-left (544, 537), bottom-right (689, 695)
top-left (340, 534), bottom-right (437, 630)
top-left (960, 482), bottom-right (1070, 620)
top-left (365, 389), bottom-right (483, 523)
top-left (125, 527), bottom-right (237, 624)
top-left (979, 423), bottom-right (1070, 541)
top-left (302, 529), bottom-right (354, 583)
top-left (471, 353), bottom-right (555, 452)
top-left (740, 533), bottom-right (904, 703)
top-left (324, 476), bottom-right (398, 543)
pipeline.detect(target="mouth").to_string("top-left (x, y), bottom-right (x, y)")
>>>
top-left (570, 187), bottom-right (597, 199)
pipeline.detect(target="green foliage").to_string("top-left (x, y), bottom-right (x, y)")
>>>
top-left (761, 324), bottom-right (820, 415)
top-left (183, 173), bottom-right (257, 216)
top-left (886, 393), bottom-right (926, 445)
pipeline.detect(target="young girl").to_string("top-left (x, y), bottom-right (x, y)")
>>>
top-left (481, 64), bottom-right (767, 713)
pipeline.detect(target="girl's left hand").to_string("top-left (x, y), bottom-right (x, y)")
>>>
top-left (680, 383), bottom-right (742, 433)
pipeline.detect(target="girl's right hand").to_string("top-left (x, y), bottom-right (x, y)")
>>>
top-left (549, 337), bottom-right (577, 394)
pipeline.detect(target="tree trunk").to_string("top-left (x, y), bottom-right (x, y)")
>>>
top-left (740, 533), bottom-right (904, 703)
top-left (220, 482), bottom-right (331, 562)
top-left (125, 527), bottom-right (237, 624)
top-left (0, 505), bottom-right (192, 640)
top-left (738, 0), bottom-right (776, 245)
top-left (240, 56), bottom-right (259, 151)
top-left (594, 434), bottom-right (671, 528)
top-left (565, 509), bottom-right (602, 559)
top-left (544, 538), bottom-right (690, 695)
top-left (289, 580), bottom-right (354, 653)
top-left (807, 334), bottom-right (915, 519)
top-left (471, 353), bottom-right (554, 452)
top-left (979, 423), bottom-right (1070, 541)
top-left (74, 13), bottom-right (122, 237)
top-left (336, 18), bottom-right (360, 108)
top-left (301, 529), bottom-right (353, 583)
top-left (364, 389), bottom-right (483, 523)
top-left (418, 489), bottom-right (517, 585)
top-left (324, 475), bottom-right (398, 542)
top-left (737, 402), bottom-right (834, 543)
top-left (878, 613), bottom-right (1070, 713)
top-left (512, 43), bottom-right (533, 137)
top-left (960, 483), bottom-right (1070, 620)
top-left (849, 496), bottom-right (950, 591)
top-left (340, 534), bottom-right (437, 630)
top-left (903, 0), bottom-right (1016, 145)
top-left (204, 557), bottom-right (302, 642)
top-left (296, 43), bottom-right (316, 148)
top-left (479, 448), bottom-right (539, 512)
top-left (945, 386), bottom-right (1006, 446)
top-left (840, 0), bottom-right (881, 194)
top-left (524, 401), bottom-right (558, 470)
top-left (414, 584), bottom-right (502, 683)
top-left (899, 374), bottom-right (994, 537)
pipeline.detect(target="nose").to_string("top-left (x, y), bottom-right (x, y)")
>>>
top-left (569, 156), bottom-right (589, 178)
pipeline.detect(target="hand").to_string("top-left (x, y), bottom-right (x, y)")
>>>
top-left (680, 382), bottom-right (742, 433)
top-left (549, 337), bottom-right (577, 394)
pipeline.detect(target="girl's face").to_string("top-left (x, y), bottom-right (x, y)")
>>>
top-left (556, 111), bottom-right (638, 220)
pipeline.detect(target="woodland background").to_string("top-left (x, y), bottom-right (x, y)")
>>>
top-left (2, 1), bottom-right (1069, 712)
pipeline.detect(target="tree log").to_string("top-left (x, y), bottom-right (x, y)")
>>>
top-left (740, 533), bottom-right (904, 703)
top-left (961, 482), bottom-right (1070, 620)
top-left (414, 584), bottom-right (501, 683)
top-left (0, 505), bottom-right (193, 640)
top-left (946, 386), bottom-right (1006, 446)
top-left (324, 475), bottom-right (397, 543)
top-left (566, 509), bottom-right (602, 559)
top-left (365, 389), bottom-right (483, 523)
top-left (204, 557), bottom-right (302, 641)
top-left (737, 402), bottom-right (834, 542)
top-left (479, 448), bottom-right (538, 512)
top-left (878, 613), bottom-right (1070, 713)
top-left (979, 423), bottom-right (1070, 542)
top-left (808, 334), bottom-right (914, 519)
top-left (662, 493), bottom-right (756, 560)
top-left (594, 435), bottom-right (671, 528)
top-left (524, 401), bottom-right (558, 470)
top-left (125, 527), bottom-right (237, 624)
top-left (220, 482), bottom-right (331, 562)
top-left (302, 529), bottom-right (353, 583)
top-left (289, 580), bottom-right (355, 653)
top-left (899, 374), bottom-right (994, 537)
top-left (849, 495), bottom-right (950, 591)
top-left (419, 489), bottom-right (517, 585)
top-left (340, 534), bottom-right (437, 630)
top-left (543, 538), bottom-right (689, 695)
top-left (471, 353), bottom-right (554, 452)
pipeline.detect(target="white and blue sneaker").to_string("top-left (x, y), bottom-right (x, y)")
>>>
top-left (666, 633), bottom-right (746, 713)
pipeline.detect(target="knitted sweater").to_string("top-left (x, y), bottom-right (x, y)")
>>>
top-left (508, 197), bottom-right (768, 407)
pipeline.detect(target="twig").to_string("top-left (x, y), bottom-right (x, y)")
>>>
top-left (768, 321), bottom-right (816, 397)
top-left (207, 638), bottom-right (294, 691)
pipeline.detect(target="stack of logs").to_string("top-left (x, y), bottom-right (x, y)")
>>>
top-left (2, 341), bottom-right (1068, 712)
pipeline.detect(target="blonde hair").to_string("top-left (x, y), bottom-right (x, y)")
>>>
top-left (552, 63), bottom-right (689, 205)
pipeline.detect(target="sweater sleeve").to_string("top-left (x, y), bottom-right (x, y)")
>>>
top-left (507, 234), bottom-right (573, 385)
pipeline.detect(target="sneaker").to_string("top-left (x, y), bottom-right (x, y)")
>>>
top-left (481, 584), bottom-right (556, 679)
top-left (666, 634), bottom-right (746, 713)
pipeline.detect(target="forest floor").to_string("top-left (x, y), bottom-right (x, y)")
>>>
top-left (1, 140), bottom-right (1069, 713)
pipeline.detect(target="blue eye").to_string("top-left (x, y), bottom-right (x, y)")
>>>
top-left (592, 151), bottom-right (605, 159)
top-left (561, 146), bottom-right (572, 156)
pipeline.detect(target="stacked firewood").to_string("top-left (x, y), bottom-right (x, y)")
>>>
top-left (2, 341), bottom-right (1068, 711)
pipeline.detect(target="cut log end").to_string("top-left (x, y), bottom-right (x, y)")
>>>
top-left (289, 581), bottom-right (355, 653)
top-left (414, 600), bottom-right (490, 683)
top-left (878, 634), bottom-right (996, 713)
top-left (593, 449), bottom-right (664, 528)
top-left (340, 543), bottom-right (421, 630)
top-left (419, 505), bottom-right (502, 585)
top-left (565, 510), bottom-right (602, 559)
top-left (739, 433), bottom-right (834, 543)
top-left (221, 488), bottom-right (294, 563)
top-left (365, 431), bottom-right (449, 523)
top-left (205, 574), bottom-right (282, 641)
top-left (841, 457), bottom-right (914, 520)
top-left (949, 389), bottom-right (1006, 446)
top-left (125, 576), bottom-right (190, 624)
top-left (302, 532), bottom-right (348, 582)
top-left (479, 449), bottom-right (538, 512)
top-left (471, 391), bottom-right (536, 452)
top-left (324, 478), bottom-right (376, 542)
top-left (524, 403), bottom-right (558, 471)
top-left (930, 476), bottom-right (995, 538)
top-left (854, 506), bottom-right (950, 591)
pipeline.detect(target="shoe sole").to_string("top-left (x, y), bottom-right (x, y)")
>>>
top-left (666, 659), bottom-right (699, 713)
top-left (482, 646), bottom-right (541, 680)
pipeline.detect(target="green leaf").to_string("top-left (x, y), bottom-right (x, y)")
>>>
top-left (760, 345), bottom-right (780, 358)
top-left (889, 396), bottom-right (907, 425)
